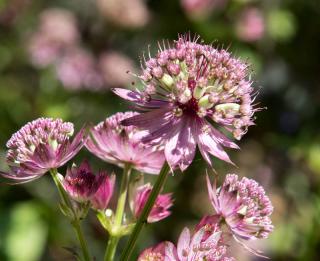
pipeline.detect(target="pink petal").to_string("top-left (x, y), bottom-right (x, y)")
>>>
top-left (177, 227), bottom-right (191, 260)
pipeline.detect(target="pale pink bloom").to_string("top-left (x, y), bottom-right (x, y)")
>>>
top-left (99, 51), bottom-right (136, 87)
top-left (181, 0), bottom-right (227, 20)
top-left (174, 226), bottom-right (234, 261)
top-left (138, 222), bottom-right (234, 261)
top-left (207, 174), bottom-right (273, 254)
top-left (91, 172), bottom-right (115, 210)
top-left (28, 8), bottom-right (79, 67)
top-left (96, 0), bottom-right (149, 28)
top-left (56, 48), bottom-right (103, 90)
top-left (86, 112), bottom-right (165, 174)
top-left (0, 118), bottom-right (86, 183)
top-left (113, 35), bottom-right (258, 171)
top-left (60, 161), bottom-right (105, 202)
top-left (131, 183), bottom-right (173, 223)
top-left (236, 8), bottom-right (265, 42)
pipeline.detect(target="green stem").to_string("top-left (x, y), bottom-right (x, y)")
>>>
top-left (72, 221), bottom-right (91, 261)
top-left (50, 169), bottom-right (91, 261)
top-left (50, 169), bottom-right (75, 216)
top-left (104, 164), bottom-right (132, 261)
top-left (119, 161), bottom-right (170, 261)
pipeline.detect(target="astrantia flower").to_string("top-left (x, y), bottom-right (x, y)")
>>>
top-left (91, 172), bottom-right (115, 210)
top-left (0, 118), bottom-right (86, 183)
top-left (131, 183), bottom-right (173, 223)
top-left (138, 241), bottom-right (176, 261)
top-left (174, 226), bottom-right (234, 261)
top-left (207, 174), bottom-right (274, 242)
top-left (113, 35), bottom-right (258, 171)
top-left (60, 161), bottom-right (105, 202)
top-left (86, 112), bottom-right (165, 174)
top-left (138, 222), bottom-right (235, 261)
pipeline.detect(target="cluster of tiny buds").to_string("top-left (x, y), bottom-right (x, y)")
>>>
top-left (225, 174), bottom-right (273, 217)
top-left (223, 174), bottom-right (273, 238)
top-left (6, 118), bottom-right (74, 163)
top-left (138, 36), bottom-right (257, 140)
top-left (94, 111), bottom-right (138, 137)
top-left (142, 252), bottom-right (164, 261)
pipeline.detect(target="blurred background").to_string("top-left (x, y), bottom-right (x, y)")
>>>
top-left (0, 0), bottom-right (320, 260)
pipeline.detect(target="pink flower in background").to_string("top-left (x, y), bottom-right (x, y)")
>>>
top-left (181, 0), bottom-right (227, 20)
top-left (207, 174), bottom-right (273, 253)
top-left (86, 112), bottom-right (165, 174)
top-left (236, 8), bottom-right (265, 42)
top-left (96, 0), bottom-right (149, 28)
top-left (56, 48), bottom-right (103, 91)
top-left (131, 183), bottom-right (173, 223)
top-left (113, 35), bottom-right (258, 171)
top-left (60, 161), bottom-right (105, 202)
top-left (91, 172), bottom-right (116, 210)
top-left (0, 118), bottom-right (86, 183)
top-left (99, 51), bottom-right (136, 88)
top-left (28, 8), bottom-right (79, 67)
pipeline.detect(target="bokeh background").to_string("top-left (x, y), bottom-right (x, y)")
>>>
top-left (0, 0), bottom-right (320, 260)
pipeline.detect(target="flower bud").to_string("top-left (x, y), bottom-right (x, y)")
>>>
top-left (61, 161), bottom-right (104, 202)
top-left (131, 183), bottom-right (173, 223)
top-left (91, 173), bottom-right (116, 210)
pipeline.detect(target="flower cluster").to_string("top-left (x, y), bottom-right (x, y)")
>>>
top-left (207, 174), bottom-right (274, 241)
top-left (1, 34), bottom-right (275, 261)
top-left (114, 35), bottom-right (257, 171)
top-left (138, 173), bottom-right (274, 260)
top-left (138, 219), bottom-right (235, 261)
top-left (1, 118), bottom-right (85, 183)
top-left (28, 8), bottom-right (136, 91)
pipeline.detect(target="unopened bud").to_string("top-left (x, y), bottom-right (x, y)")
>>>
top-left (160, 73), bottom-right (174, 88)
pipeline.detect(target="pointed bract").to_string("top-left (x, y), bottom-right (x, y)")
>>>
top-left (86, 111), bottom-right (165, 174)
top-left (131, 183), bottom-right (173, 223)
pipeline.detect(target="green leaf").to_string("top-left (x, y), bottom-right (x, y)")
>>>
top-left (4, 202), bottom-right (48, 261)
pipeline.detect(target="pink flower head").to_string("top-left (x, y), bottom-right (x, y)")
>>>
top-left (86, 112), bottom-right (165, 174)
top-left (138, 242), bottom-right (176, 261)
top-left (28, 8), bottom-right (79, 67)
top-left (97, 0), bottom-right (150, 29)
top-left (131, 183), bottom-right (173, 223)
top-left (207, 174), bottom-right (274, 242)
top-left (56, 48), bottom-right (103, 91)
top-left (236, 8), bottom-right (265, 42)
top-left (113, 35), bottom-right (258, 171)
top-left (181, 0), bottom-right (227, 20)
top-left (0, 118), bottom-right (86, 183)
top-left (174, 223), bottom-right (235, 261)
top-left (91, 172), bottom-right (116, 210)
top-left (61, 160), bottom-right (105, 202)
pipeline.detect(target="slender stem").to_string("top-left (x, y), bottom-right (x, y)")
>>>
top-left (119, 161), bottom-right (170, 261)
top-left (72, 221), bottom-right (91, 261)
top-left (104, 163), bottom-right (132, 261)
top-left (50, 169), bottom-right (75, 216)
top-left (50, 169), bottom-right (91, 261)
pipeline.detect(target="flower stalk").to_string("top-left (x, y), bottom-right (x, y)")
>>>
top-left (120, 161), bottom-right (170, 261)
top-left (50, 169), bottom-right (91, 261)
top-left (104, 163), bottom-right (132, 261)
